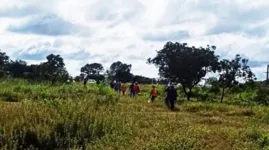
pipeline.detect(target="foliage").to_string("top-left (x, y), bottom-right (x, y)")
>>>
top-left (7, 60), bottom-right (27, 78)
top-left (81, 63), bottom-right (104, 75)
top-left (0, 50), bottom-right (10, 70)
top-left (253, 85), bottom-right (269, 105)
top-left (217, 54), bottom-right (256, 102)
top-left (0, 80), bottom-right (269, 149)
top-left (107, 61), bottom-right (133, 82)
top-left (148, 42), bottom-right (219, 100)
top-left (133, 75), bottom-right (157, 84)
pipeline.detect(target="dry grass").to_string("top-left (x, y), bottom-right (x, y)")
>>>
top-left (0, 80), bottom-right (269, 149)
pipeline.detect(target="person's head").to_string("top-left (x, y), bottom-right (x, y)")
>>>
top-left (152, 85), bottom-right (155, 88)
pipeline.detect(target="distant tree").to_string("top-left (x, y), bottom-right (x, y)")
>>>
top-left (81, 63), bottom-right (104, 75)
top-left (0, 50), bottom-right (10, 71)
top-left (133, 75), bottom-right (156, 84)
top-left (148, 42), bottom-right (219, 100)
top-left (217, 54), bottom-right (256, 102)
top-left (80, 63), bottom-right (104, 83)
top-left (41, 54), bottom-right (69, 83)
top-left (7, 60), bottom-right (27, 78)
top-left (205, 77), bottom-right (220, 95)
top-left (74, 75), bottom-right (83, 82)
top-left (108, 61), bottom-right (133, 82)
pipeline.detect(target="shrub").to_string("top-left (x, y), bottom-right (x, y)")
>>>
top-left (253, 86), bottom-right (269, 105)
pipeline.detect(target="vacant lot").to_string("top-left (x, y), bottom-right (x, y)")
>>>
top-left (0, 80), bottom-right (268, 150)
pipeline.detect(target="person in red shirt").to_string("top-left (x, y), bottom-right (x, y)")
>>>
top-left (133, 82), bottom-right (140, 96)
top-left (149, 85), bottom-right (157, 103)
top-left (121, 83), bottom-right (127, 95)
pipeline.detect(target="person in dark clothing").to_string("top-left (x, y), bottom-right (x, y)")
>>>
top-left (114, 81), bottom-right (121, 93)
top-left (83, 75), bottom-right (88, 87)
top-left (110, 80), bottom-right (115, 89)
top-left (165, 84), bottom-right (178, 110)
top-left (84, 79), bottom-right (87, 86)
top-left (129, 82), bottom-right (135, 97)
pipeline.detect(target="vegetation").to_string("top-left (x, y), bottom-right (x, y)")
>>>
top-left (0, 80), bottom-right (269, 149)
top-left (0, 41), bottom-right (268, 149)
top-left (148, 42), bottom-right (219, 100)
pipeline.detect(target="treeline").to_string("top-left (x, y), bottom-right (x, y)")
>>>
top-left (2, 40), bottom-right (269, 104)
top-left (0, 50), bottom-right (158, 84)
top-left (0, 53), bottom-right (71, 83)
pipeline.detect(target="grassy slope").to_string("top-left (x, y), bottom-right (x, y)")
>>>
top-left (105, 97), bottom-right (269, 150)
top-left (0, 81), bottom-right (269, 149)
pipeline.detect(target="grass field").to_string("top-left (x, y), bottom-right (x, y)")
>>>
top-left (0, 80), bottom-right (269, 150)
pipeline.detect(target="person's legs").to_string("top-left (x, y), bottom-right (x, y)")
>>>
top-left (151, 96), bottom-right (156, 102)
top-left (130, 91), bottom-right (134, 97)
top-left (170, 99), bottom-right (175, 110)
top-left (165, 98), bottom-right (170, 108)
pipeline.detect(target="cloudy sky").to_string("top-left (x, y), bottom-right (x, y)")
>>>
top-left (0, 0), bottom-right (269, 80)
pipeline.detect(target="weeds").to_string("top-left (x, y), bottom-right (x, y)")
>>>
top-left (0, 80), bottom-right (269, 149)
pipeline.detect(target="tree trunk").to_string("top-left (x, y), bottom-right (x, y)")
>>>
top-left (221, 87), bottom-right (225, 103)
top-left (182, 85), bottom-right (189, 101)
top-left (182, 85), bottom-right (192, 101)
top-left (188, 87), bottom-right (192, 101)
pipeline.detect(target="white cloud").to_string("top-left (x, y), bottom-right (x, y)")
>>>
top-left (0, 0), bottom-right (269, 80)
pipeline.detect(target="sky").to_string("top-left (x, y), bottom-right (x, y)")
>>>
top-left (0, 0), bottom-right (269, 80)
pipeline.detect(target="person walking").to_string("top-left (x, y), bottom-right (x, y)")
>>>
top-left (149, 85), bottom-right (157, 103)
top-left (133, 82), bottom-right (140, 97)
top-left (121, 83), bottom-right (127, 95)
top-left (129, 82), bottom-right (135, 97)
top-left (114, 81), bottom-right (121, 93)
top-left (83, 75), bottom-right (88, 87)
top-left (165, 84), bottom-right (178, 110)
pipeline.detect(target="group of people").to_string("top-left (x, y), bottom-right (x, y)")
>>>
top-left (149, 84), bottom-right (178, 110)
top-left (110, 81), bottom-right (140, 97)
top-left (110, 80), bottom-right (178, 111)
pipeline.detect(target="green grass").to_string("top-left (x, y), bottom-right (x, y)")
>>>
top-left (0, 79), bottom-right (269, 149)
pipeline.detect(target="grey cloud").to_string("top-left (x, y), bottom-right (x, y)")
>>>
top-left (126, 44), bottom-right (137, 49)
top-left (63, 51), bottom-right (98, 61)
top-left (207, 21), bottom-right (242, 35)
top-left (89, 0), bottom-right (145, 21)
top-left (248, 60), bottom-right (269, 68)
top-left (143, 30), bottom-right (189, 42)
top-left (15, 42), bottom-right (93, 61)
top-left (8, 15), bottom-right (78, 36)
top-left (163, 0), bottom-right (269, 37)
top-left (127, 55), bottom-right (145, 61)
top-left (0, 5), bottom-right (40, 18)
top-left (207, 19), bottom-right (267, 37)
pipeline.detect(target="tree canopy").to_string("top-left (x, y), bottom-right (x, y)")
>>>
top-left (217, 54), bottom-right (256, 102)
top-left (108, 61), bottom-right (133, 82)
top-left (148, 42), bottom-right (219, 100)
top-left (81, 63), bottom-right (104, 75)
top-left (0, 50), bottom-right (10, 71)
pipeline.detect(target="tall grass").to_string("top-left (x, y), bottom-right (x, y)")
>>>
top-left (0, 79), bottom-right (269, 149)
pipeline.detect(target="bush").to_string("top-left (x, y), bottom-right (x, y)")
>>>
top-left (0, 70), bottom-right (5, 78)
top-left (253, 86), bottom-right (269, 105)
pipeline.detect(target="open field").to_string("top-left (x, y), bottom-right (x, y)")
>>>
top-left (0, 80), bottom-right (269, 150)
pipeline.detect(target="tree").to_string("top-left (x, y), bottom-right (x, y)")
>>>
top-left (80, 63), bottom-right (104, 83)
top-left (148, 42), bottom-right (219, 100)
top-left (7, 60), bottom-right (27, 78)
top-left (0, 50), bottom-right (10, 71)
top-left (217, 54), bottom-right (255, 102)
top-left (41, 54), bottom-right (69, 83)
top-left (133, 75), bottom-right (157, 84)
top-left (81, 63), bottom-right (104, 75)
top-left (74, 75), bottom-right (83, 82)
top-left (108, 61), bottom-right (133, 82)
